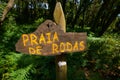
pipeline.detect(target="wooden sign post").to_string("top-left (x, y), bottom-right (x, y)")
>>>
top-left (54, 2), bottom-right (67, 80)
top-left (15, 2), bottom-right (87, 80)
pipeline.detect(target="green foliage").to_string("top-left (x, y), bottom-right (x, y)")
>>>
top-left (0, 52), bottom-right (22, 80)
top-left (88, 35), bottom-right (120, 67)
top-left (88, 71), bottom-right (103, 80)
top-left (1, 12), bottom-right (120, 80)
top-left (0, 0), bottom-right (120, 80)
top-left (0, 2), bottom-right (6, 20)
top-left (66, 34), bottom-right (120, 80)
top-left (34, 18), bottom-right (44, 25)
top-left (9, 64), bottom-right (33, 80)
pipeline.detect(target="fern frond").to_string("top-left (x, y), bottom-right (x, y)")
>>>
top-left (9, 64), bottom-right (33, 80)
top-left (0, 2), bottom-right (7, 20)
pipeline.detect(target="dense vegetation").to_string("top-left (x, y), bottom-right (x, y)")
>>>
top-left (0, 0), bottom-right (120, 80)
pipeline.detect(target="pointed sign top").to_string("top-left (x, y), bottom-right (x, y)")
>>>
top-left (53, 2), bottom-right (66, 32)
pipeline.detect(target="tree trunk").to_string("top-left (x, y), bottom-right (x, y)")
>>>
top-left (98, 6), bottom-right (120, 36)
top-left (90, 0), bottom-right (109, 32)
top-left (0, 0), bottom-right (14, 23)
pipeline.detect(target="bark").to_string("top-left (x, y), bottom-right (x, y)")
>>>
top-left (90, 0), bottom-right (110, 32)
top-left (90, 0), bottom-right (120, 36)
top-left (0, 0), bottom-right (14, 23)
top-left (72, 3), bottom-right (82, 27)
top-left (72, 0), bottom-right (92, 28)
top-left (98, 6), bottom-right (120, 36)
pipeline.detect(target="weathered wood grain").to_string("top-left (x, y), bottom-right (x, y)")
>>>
top-left (15, 20), bottom-right (87, 56)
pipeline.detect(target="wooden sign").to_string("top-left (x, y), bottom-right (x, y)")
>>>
top-left (15, 20), bottom-right (87, 56)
